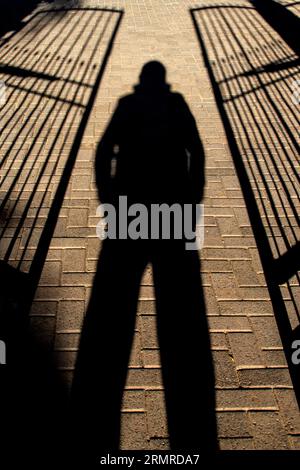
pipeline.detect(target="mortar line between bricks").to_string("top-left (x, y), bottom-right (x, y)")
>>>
top-left (232, 385), bottom-right (294, 390)
top-left (54, 348), bottom-right (78, 351)
top-left (236, 365), bottom-right (289, 370)
top-left (216, 407), bottom-right (279, 412)
top-left (121, 410), bottom-right (145, 414)
top-left (124, 387), bottom-right (164, 391)
top-left (210, 329), bottom-right (253, 333)
top-left (30, 313), bottom-right (56, 317)
top-left (217, 297), bottom-right (271, 301)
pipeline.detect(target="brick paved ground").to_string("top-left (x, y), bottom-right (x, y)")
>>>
top-left (0, 0), bottom-right (299, 451)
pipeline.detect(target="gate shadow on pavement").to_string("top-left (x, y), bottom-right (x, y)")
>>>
top-left (191, 1), bottom-right (300, 404)
top-left (0, 5), bottom-right (123, 463)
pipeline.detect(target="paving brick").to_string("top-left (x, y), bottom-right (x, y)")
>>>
top-left (126, 368), bottom-right (163, 388)
top-left (202, 247), bottom-right (250, 260)
top-left (262, 349), bottom-right (287, 367)
top-left (141, 265), bottom-right (154, 285)
top-left (223, 235), bottom-right (257, 248)
top-left (129, 333), bottom-right (143, 367)
top-left (218, 300), bottom-right (274, 315)
top-left (285, 301), bottom-right (300, 330)
top-left (67, 208), bottom-right (89, 228)
top-left (62, 248), bottom-right (86, 272)
top-left (208, 315), bottom-right (252, 332)
top-left (217, 216), bottom-right (242, 236)
top-left (211, 333), bottom-right (229, 350)
top-left (249, 412), bottom-right (290, 450)
top-left (86, 258), bottom-right (98, 273)
top-left (72, 175), bottom-right (91, 191)
top-left (216, 389), bottom-right (277, 410)
top-left (142, 349), bottom-right (161, 367)
top-left (56, 300), bottom-right (85, 330)
top-left (274, 390), bottom-right (300, 434)
top-left (139, 286), bottom-right (155, 299)
top-left (30, 301), bottom-right (58, 317)
top-left (50, 238), bottom-right (87, 249)
top-left (238, 286), bottom-right (270, 300)
top-left (219, 437), bottom-right (255, 450)
top-left (204, 286), bottom-right (220, 312)
top-left (211, 272), bottom-right (240, 299)
top-left (87, 237), bottom-right (101, 259)
top-left (203, 225), bottom-right (224, 246)
top-left (231, 260), bottom-right (261, 286)
top-left (120, 412), bottom-right (149, 450)
top-left (46, 249), bottom-right (63, 261)
top-left (34, 286), bottom-right (85, 301)
top-left (138, 300), bottom-right (156, 315)
top-left (249, 317), bottom-right (284, 348)
top-left (213, 351), bottom-right (239, 388)
top-left (53, 218), bottom-right (68, 237)
top-left (54, 351), bottom-right (77, 370)
top-left (146, 391), bottom-right (168, 438)
top-left (228, 332), bottom-right (264, 367)
top-left (61, 273), bottom-right (93, 286)
top-left (238, 367), bottom-right (292, 388)
top-left (54, 332), bottom-right (80, 351)
top-left (140, 316), bottom-right (158, 349)
top-left (217, 411), bottom-right (252, 438)
top-left (122, 390), bottom-right (146, 411)
top-left (201, 259), bottom-right (232, 272)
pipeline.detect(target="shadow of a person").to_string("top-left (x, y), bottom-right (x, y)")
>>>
top-left (71, 61), bottom-right (218, 455)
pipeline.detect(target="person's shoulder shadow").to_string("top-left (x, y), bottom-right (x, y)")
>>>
top-left (95, 61), bottom-right (205, 206)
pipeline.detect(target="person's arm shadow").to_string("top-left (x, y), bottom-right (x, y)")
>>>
top-left (95, 99), bottom-right (124, 205)
top-left (179, 95), bottom-right (206, 203)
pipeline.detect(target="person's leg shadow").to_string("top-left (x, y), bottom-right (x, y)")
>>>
top-left (152, 240), bottom-right (218, 452)
top-left (71, 238), bottom-right (148, 455)
top-left (71, 238), bottom-right (218, 455)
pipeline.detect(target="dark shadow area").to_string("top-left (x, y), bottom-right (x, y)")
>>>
top-left (0, 261), bottom-right (68, 464)
top-left (71, 62), bottom-right (218, 457)
top-left (251, 0), bottom-right (300, 56)
top-left (191, 2), bottom-right (300, 404)
top-left (1, 0), bottom-right (40, 36)
top-left (0, 1), bottom-right (86, 38)
top-left (0, 63), bottom-right (59, 80)
top-left (0, 5), bottom-right (123, 463)
top-left (0, 0), bottom-right (57, 37)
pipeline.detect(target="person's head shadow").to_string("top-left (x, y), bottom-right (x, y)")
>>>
top-left (70, 61), bottom-right (218, 457)
top-left (139, 60), bottom-right (169, 87)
